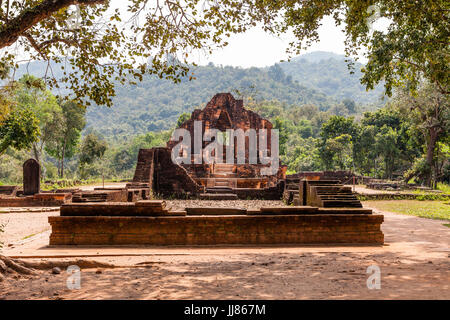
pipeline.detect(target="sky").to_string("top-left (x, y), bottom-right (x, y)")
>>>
top-left (190, 9), bottom-right (390, 68)
top-left (194, 15), bottom-right (351, 68)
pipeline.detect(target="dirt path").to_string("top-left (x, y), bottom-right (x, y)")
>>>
top-left (0, 210), bottom-right (59, 248)
top-left (0, 203), bottom-right (449, 300)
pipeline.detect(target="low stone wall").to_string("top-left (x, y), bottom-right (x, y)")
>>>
top-left (60, 202), bottom-right (185, 216)
top-left (234, 182), bottom-right (284, 200)
top-left (0, 193), bottom-right (71, 207)
top-left (0, 185), bottom-right (18, 196)
top-left (288, 171), bottom-right (362, 184)
top-left (49, 212), bottom-right (384, 245)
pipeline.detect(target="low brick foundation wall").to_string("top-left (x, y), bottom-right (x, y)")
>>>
top-left (234, 185), bottom-right (284, 200)
top-left (48, 213), bottom-right (384, 245)
top-left (0, 193), bottom-right (71, 207)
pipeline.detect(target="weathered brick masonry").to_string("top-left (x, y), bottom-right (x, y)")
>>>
top-left (49, 202), bottom-right (383, 245)
top-left (133, 147), bottom-right (205, 197)
top-left (0, 193), bottom-right (72, 207)
top-left (131, 93), bottom-right (286, 199)
top-left (48, 214), bottom-right (384, 245)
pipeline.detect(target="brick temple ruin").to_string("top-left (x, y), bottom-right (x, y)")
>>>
top-left (130, 93), bottom-right (286, 200)
top-left (47, 93), bottom-right (384, 246)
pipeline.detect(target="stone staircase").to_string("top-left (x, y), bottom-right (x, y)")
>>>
top-left (199, 165), bottom-right (240, 199)
top-left (207, 163), bottom-right (237, 190)
top-left (72, 192), bottom-right (109, 202)
top-left (212, 164), bottom-right (236, 178)
top-left (200, 186), bottom-right (238, 200)
top-left (303, 180), bottom-right (362, 208)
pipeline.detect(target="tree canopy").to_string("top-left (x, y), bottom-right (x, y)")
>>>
top-left (0, 0), bottom-right (267, 106)
top-left (1, 0), bottom-right (448, 108)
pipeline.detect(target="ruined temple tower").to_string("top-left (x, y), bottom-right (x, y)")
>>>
top-left (131, 93), bottom-right (286, 197)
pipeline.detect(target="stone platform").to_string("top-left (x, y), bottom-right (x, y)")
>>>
top-left (0, 192), bottom-right (72, 207)
top-left (48, 202), bottom-right (384, 246)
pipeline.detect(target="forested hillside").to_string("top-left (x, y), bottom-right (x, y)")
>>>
top-left (87, 52), bottom-right (385, 139)
top-left (278, 51), bottom-right (386, 103)
top-left (86, 64), bottom-right (332, 139)
top-left (12, 52), bottom-right (386, 140)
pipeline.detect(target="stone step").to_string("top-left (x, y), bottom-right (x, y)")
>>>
top-left (214, 181), bottom-right (230, 187)
top-left (214, 177), bottom-right (233, 181)
top-left (206, 187), bottom-right (234, 194)
top-left (211, 173), bottom-right (236, 178)
top-left (214, 163), bottom-right (234, 168)
top-left (215, 171), bottom-right (234, 175)
top-left (215, 166), bottom-right (233, 170)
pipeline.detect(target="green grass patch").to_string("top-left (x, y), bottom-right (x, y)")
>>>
top-left (363, 200), bottom-right (450, 221)
top-left (22, 233), bottom-right (38, 240)
top-left (436, 183), bottom-right (450, 194)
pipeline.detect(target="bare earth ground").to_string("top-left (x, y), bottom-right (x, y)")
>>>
top-left (0, 199), bottom-right (449, 300)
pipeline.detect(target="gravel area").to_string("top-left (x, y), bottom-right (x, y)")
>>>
top-left (166, 199), bottom-right (285, 211)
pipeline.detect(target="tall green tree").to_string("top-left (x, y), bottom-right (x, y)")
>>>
top-left (262, 0), bottom-right (449, 96)
top-left (79, 132), bottom-right (107, 167)
top-left (46, 100), bottom-right (86, 178)
top-left (318, 116), bottom-right (358, 170)
top-left (0, 108), bottom-right (40, 156)
top-left (324, 134), bottom-right (353, 170)
top-left (14, 75), bottom-right (63, 170)
top-left (273, 117), bottom-right (289, 157)
top-left (394, 83), bottom-right (450, 186)
top-left (374, 126), bottom-right (401, 179)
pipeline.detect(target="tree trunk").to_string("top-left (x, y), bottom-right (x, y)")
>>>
top-left (60, 137), bottom-right (67, 178)
top-left (425, 128), bottom-right (438, 187)
top-left (32, 143), bottom-right (40, 164)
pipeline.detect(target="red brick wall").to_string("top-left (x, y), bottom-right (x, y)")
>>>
top-left (0, 193), bottom-right (71, 207)
top-left (49, 214), bottom-right (384, 245)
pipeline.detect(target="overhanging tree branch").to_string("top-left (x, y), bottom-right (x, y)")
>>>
top-left (0, 0), bottom-right (105, 49)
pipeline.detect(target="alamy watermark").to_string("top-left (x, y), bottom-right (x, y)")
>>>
top-left (66, 265), bottom-right (81, 290)
top-left (170, 121), bottom-right (280, 175)
top-left (366, 265), bottom-right (381, 290)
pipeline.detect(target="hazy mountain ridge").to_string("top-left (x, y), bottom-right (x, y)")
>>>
top-left (12, 51), bottom-right (386, 139)
top-left (278, 51), bottom-right (385, 103)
